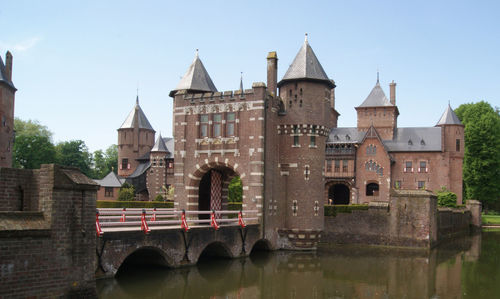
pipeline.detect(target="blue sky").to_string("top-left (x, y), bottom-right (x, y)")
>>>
top-left (1, 0), bottom-right (499, 152)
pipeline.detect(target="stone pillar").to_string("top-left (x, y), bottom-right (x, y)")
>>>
top-left (466, 200), bottom-right (482, 229)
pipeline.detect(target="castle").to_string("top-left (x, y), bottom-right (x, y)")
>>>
top-left (113, 36), bottom-right (464, 249)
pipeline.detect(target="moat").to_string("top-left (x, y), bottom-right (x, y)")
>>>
top-left (97, 229), bottom-right (500, 299)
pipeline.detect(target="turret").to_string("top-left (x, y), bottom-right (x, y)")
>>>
top-left (169, 50), bottom-right (217, 97)
top-left (436, 104), bottom-right (464, 203)
top-left (117, 96), bottom-right (155, 177)
top-left (276, 35), bottom-right (335, 249)
top-left (147, 133), bottom-right (169, 200)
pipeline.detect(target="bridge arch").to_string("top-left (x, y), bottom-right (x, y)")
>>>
top-left (250, 239), bottom-right (272, 253)
top-left (198, 241), bottom-right (234, 261)
top-left (187, 161), bottom-right (240, 216)
top-left (115, 246), bottom-right (174, 276)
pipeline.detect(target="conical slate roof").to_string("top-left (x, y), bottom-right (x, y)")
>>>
top-left (0, 54), bottom-right (16, 90)
top-left (436, 104), bottom-right (462, 126)
top-left (151, 133), bottom-right (169, 152)
top-left (358, 81), bottom-right (393, 107)
top-left (278, 35), bottom-right (333, 88)
top-left (170, 51), bottom-right (217, 96)
top-left (94, 171), bottom-right (125, 188)
top-left (119, 97), bottom-right (155, 130)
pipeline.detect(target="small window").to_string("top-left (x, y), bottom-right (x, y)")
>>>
top-left (310, 136), bottom-right (316, 146)
top-left (121, 158), bottom-right (129, 170)
top-left (213, 114), bottom-right (222, 137)
top-left (366, 183), bottom-right (379, 196)
top-left (294, 135), bottom-right (299, 146)
top-left (418, 181), bottom-right (426, 189)
top-left (105, 187), bottom-right (113, 197)
top-left (419, 161), bottom-right (427, 173)
top-left (334, 160), bottom-right (340, 172)
top-left (326, 160), bottom-right (332, 172)
top-left (404, 161), bottom-right (413, 173)
top-left (456, 139), bottom-right (460, 152)
top-left (299, 88), bottom-right (303, 96)
top-left (200, 114), bottom-right (209, 138)
top-left (408, 139), bottom-right (413, 145)
top-left (168, 162), bottom-right (173, 168)
top-left (226, 112), bottom-right (235, 136)
top-left (342, 160), bottom-right (348, 172)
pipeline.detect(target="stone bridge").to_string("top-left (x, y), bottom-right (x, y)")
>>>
top-left (96, 224), bottom-right (269, 278)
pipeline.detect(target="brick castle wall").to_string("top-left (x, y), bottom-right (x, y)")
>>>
top-left (0, 164), bottom-right (98, 298)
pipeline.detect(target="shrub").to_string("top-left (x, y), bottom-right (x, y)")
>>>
top-left (324, 204), bottom-right (369, 216)
top-left (118, 183), bottom-right (135, 201)
top-left (97, 201), bottom-right (174, 208)
top-left (436, 187), bottom-right (457, 208)
top-left (228, 176), bottom-right (242, 202)
top-left (154, 194), bottom-right (164, 202)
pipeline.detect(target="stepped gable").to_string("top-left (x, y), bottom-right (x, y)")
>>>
top-left (436, 104), bottom-right (462, 126)
top-left (169, 50), bottom-right (217, 96)
top-left (119, 96), bottom-right (154, 130)
top-left (278, 34), bottom-right (334, 88)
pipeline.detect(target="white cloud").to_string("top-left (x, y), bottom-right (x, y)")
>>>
top-left (0, 36), bottom-right (42, 52)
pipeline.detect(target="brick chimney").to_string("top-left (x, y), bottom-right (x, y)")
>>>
top-left (5, 51), bottom-right (13, 81)
top-left (267, 51), bottom-right (277, 97)
top-left (389, 80), bottom-right (396, 105)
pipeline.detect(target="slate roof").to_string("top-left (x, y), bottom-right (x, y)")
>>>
top-left (94, 171), bottom-right (125, 188)
top-left (151, 133), bottom-right (169, 152)
top-left (278, 35), bottom-right (334, 88)
top-left (384, 127), bottom-right (442, 152)
top-left (119, 97), bottom-right (155, 130)
top-left (357, 81), bottom-right (393, 107)
top-left (163, 137), bottom-right (174, 158)
top-left (127, 161), bottom-right (151, 179)
top-left (170, 51), bottom-right (217, 96)
top-left (436, 104), bottom-right (462, 126)
top-left (0, 55), bottom-right (16, 90)
top-left (327, 127), bottom-right (366, 143)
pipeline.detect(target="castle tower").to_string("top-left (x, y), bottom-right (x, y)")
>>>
top-left (355, 76), bottom-right (399, 140)
top-left (147, 133), bottom-right (169, 200)
top-left (0, 51), bottom-right (16, 167)
top-left (276, 35), bottom-right (337, 249)
top-left (117, 96), bottom-right (155, 177)
top-left (436, 104), bottom-right (464, 204)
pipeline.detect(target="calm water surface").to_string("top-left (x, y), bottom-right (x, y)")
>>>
top-left (97, 230), bottom-right (500, 299)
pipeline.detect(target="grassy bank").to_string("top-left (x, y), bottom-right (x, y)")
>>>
top-left (482, 214), bottom-right (500, 225)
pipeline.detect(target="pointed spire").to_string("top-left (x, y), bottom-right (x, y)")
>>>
top-left (151, 133), bottom-right (168, 152)
top-left (169, 49), bottom-right (217, 97)
top-left (239, 72), bottom-right (243, 91)
top-left (436, 104), bottom-right (462, 126)
top-left (120, 96), bottom-right (155, 130)
top-left (278, 35), bottom-right (334, 88)
top-left (358, 81), bottom-right (392, 107)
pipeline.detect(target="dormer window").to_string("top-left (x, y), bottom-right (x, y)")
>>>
top-left (420, 139), bottom-right (425, 145)
top-left (408, 139), bottom-right (413, 145)
top-left (334, 135), bottom-right (339, 141)
top-left (346, 134), bottom-right (350, 140)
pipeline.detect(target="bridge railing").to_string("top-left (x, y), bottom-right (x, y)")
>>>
top-left (95, 208), bottom-right (258, 236)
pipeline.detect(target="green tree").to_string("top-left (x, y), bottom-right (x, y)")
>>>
top-left (228, 176), bottom-right (242, 202)
top-left (14, 117), bottom-right (52, 139)
top-left (455, 101), bottom-right (500, 209)
top-left (55, 140), bottom-right (93, 177)
top-left (92, 145), bottom-right (118, 179)
top-left (13, 118), bottom-right (56, 169)
top-left (13, 135), bottom-right (56, 169)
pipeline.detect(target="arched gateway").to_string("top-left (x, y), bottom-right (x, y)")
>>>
top-left (328, 183), bottom-right (350, 205)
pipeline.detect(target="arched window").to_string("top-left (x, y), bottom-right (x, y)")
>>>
top-left (366, 183), bottom-right (379, 196)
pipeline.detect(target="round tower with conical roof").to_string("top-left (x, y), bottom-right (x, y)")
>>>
top-left (117, 96), bottom-right (156, 177)
top-left (276, 35), bottom-right (338, 249)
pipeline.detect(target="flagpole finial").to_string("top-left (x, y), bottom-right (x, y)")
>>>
top-left (195, 49), bottom-right (199, 58)
top-left (376, 69), bottom-right (380, 84)
top-left (305, 33), bottom-right (308, 43)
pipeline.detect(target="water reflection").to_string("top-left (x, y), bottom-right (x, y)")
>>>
top-left (97, 230), bottom-right (500, 299)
